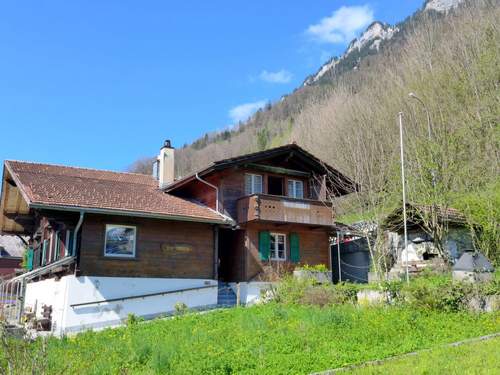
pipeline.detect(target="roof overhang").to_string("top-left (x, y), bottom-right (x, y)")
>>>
top-left (0, 163), bottom-right (32, 234)
top-left (29, 203), bottom-right (229, 225)
top-left (165, 144), bottom-right (359, 195)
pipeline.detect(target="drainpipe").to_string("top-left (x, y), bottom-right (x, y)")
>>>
top-left (72, 211), bottom-right (85, 257)
top-left (195, 173), bottom-right (219, 213)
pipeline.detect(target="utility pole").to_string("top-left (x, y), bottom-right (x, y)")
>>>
top-left (398, 112), bottom-right (410, 284)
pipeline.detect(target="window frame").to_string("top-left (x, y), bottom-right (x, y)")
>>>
top-left (269, 232), bottom-right (286, 261)
top-left (245, 173), bottom-right (263, 195)
top-left (103, 224), bottom-right (137, 259)
top-left (287, 179), bottom-right (304, 199)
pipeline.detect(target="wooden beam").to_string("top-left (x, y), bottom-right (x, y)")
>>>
top-left (243, 163), bottom-right (310, 178)
top-left (4, 213), bottom-right (34, 222)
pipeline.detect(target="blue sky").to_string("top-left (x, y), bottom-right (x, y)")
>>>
top-left (0, 0), bottom-right (422, 171)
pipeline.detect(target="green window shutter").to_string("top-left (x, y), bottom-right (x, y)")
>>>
top-left (26, 248), bottom-right (34, 271)
top-left (258, 231), bottom-right (270, 261)
top-left (290, 233), bottom-right (300, 263)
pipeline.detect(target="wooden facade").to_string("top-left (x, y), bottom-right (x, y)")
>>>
top-left (3, 144), bottom-right (356, 282)
top-left (78, 214), bottom-right (215, 279)
top-left (170, 152), bottom-right (339, 281)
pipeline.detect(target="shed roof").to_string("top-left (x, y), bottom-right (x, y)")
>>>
top-left (382, 204), bottom-right (467, 232)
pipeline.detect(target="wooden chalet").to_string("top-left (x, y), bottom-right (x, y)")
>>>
top-left (0, 142), bottom-right (356, 334)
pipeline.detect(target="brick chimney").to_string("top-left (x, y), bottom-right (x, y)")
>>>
top-left (156, 140), bottom-right (175, 189)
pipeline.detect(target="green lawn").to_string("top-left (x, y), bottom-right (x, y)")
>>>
top-left (30, 304), bottom-right (499, 374)
top-left (351, 336), bottom-right (500, 375)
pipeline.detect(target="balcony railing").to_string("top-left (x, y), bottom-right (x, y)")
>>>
top-left (237, 194), bottom-right (334, 226)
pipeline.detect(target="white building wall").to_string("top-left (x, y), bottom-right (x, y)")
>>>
top-left (228, 282), bottom-right (275, 305)
top-left (24, 276), bottom-right (218, 335)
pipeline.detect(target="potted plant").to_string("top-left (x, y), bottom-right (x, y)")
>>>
top-left (293, 264), bottom-right (332, 283)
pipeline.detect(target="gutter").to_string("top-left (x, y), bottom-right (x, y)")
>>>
top-left (29, 203), bottom-right (227, 225)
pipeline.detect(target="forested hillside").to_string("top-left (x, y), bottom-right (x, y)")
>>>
top-left (130, 0), bottom-right (499, 261)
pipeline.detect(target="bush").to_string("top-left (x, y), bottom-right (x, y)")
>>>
top-left (296, 264), bottom-right (329, 272)
top-left (273, 277), bottom-right (358, 307)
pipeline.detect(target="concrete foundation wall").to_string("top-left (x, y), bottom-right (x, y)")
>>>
top-left (25, 276), bottom-right (218, 335)
top-left (228, 281), bottom-right (275, 305)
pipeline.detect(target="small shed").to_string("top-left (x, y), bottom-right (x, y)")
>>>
top-left (452, 251), bottom-right (495, 283)
top-left (382, 204), bottom-right (473, 266)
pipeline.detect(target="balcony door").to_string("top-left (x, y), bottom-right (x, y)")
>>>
top-left (268, 176), bottom-right (284, 196)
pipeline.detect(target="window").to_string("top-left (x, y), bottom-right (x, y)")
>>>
top-left (270, 233), bottom-right (286, 261)
top-left (245, 173), bottom-right (263, 195)
top-left (268, 176), bottom-right (284, 196)
top-left (287, 179), bottom-right (304, 199)
top-left (104, 225), bottom-right (137, 258)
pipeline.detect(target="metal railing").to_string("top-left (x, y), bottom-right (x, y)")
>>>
top-left (70, 284), bottom-right (218, 308)
top-left (0, 278), bottom-right (25, 325)
top-left (0, 256), bottom-right (76, 325)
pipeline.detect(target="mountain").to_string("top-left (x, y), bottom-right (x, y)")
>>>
top-left (424, 0), bottom-right (464, 12)
top-left (303, 0), bottom-right (464, 87)
top-left (129, 0), bottom-right (490, 180)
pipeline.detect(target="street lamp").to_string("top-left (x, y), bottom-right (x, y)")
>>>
top-left (409, 92), bottom-right (436, 188)
top-left (408, 92), bottom-right (432, 140)
top-left (398, 112), bottom-right (410, 284)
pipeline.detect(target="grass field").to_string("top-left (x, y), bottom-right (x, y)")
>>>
top-left (351, 336), bottom-right (500, 374)
top-left (26, 304), bottom-right (499, 374)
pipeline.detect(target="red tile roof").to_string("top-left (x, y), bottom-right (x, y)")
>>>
top-left (5, 161), bottom-right (225, 223)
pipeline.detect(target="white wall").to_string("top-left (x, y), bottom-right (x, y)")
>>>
top-left (228, 282), bottom-right (275, 305)
top-left (24, 276), bottom-right (218, 335)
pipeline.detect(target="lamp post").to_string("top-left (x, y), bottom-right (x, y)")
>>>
top-left (408, 92), bottom-right (432, 140)
top-left (408, 92), bottom-right (436, 188)
top-left (398, 112), bottom-right (410, 284)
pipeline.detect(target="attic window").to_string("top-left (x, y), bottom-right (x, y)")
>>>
top-left (245, 173), bottom-right (263, 195)
top-left (288, 179), bottom-right (304, 199)
top-left (104, 225), bottom-right (136, 258)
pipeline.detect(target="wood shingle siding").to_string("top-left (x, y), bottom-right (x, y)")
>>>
top-left (79, 214), bottom-right (215, 279)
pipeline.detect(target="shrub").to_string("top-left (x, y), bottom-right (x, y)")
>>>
top-left (296, 264), bottom-right (329, 272)
top-left (299, 284), bottom-right (358, 307)
top-left (273, 277), bottom-right (358, 307)
top-left (126, 313), bottom-right (144, 327)
top-left (174, 302), bottom-right (188, 316)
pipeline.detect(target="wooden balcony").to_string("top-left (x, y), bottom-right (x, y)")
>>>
top-left (237, 194), bottom-right (334, 226)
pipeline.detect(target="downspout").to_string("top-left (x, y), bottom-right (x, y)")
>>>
top-left (195, 173), bottom-right (219, 213)
top-left (72, 211), bottom-right (85, 258)
top-left (196, 174), bottom-right (221, 282)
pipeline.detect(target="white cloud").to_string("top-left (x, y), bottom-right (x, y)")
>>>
top-left (259, 69), bottom-right (293, 84)
top-left (306, 5), bottom-right (374, 44)
top-left (229, 100), bottom-right (267, 124)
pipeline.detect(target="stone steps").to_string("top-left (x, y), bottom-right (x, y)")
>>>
top-left (217, 282), bottom-right (237, 307)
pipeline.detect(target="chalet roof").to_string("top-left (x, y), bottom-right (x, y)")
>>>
top-left (0, 235), bottom-right (25, 258)
top-left (382, 203), bottom-right (467, 232)
top-left (1, 160), bottom-right (226, 230)
top-left (166, 143), bottom-right (357, 194)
